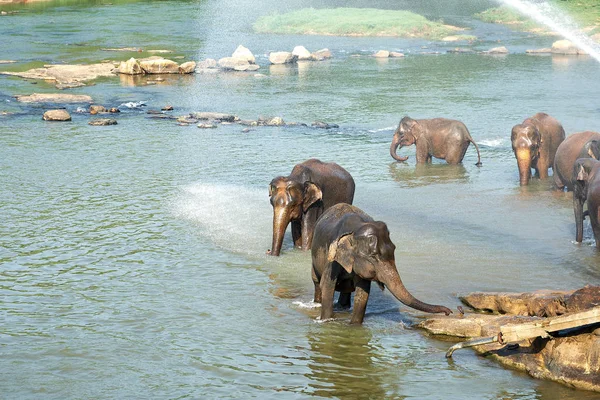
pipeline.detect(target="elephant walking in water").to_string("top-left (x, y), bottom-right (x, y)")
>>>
top-left (267, 159), bottom-right (355, 257)
top-left (511, 112), bottom-right (565, 186)
top-left (573, 158), bottom-right (600, 246)
top-left (553, 131), bottom-right (600, 191)
top-left (390, 116), bottom-right (482, 166)
top-left (311, 203), bottom-right (452, 324)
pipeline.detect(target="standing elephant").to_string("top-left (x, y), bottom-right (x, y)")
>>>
top-left (311, 203), bottom-right (452, 324)
top-left (553, 131), bottom-right (600, 191)
top-left (267, 159), bottom-right (355, 257)
top-left (511, 113), bottom-right (565, 186)
top-left (573, 158), bottom-right (600, 244)
top-left (390, 116), bottom-right (482, 166)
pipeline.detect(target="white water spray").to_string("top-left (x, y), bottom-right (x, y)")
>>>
top-left (498, 0), bottom-right (600, 63)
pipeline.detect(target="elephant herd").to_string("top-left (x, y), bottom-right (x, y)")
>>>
top-left (267, 114), bottom-right (600, 324)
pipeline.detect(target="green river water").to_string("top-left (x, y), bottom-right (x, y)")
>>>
top-left (1, 0), bottom-right (599, 398)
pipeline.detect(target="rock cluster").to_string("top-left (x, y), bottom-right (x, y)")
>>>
top-left (526, 39), bottom-right (588, 55)
top-left (419, 286), bottom-right (600, 392)
top-left (373, 50), bottom-right (405, 58)
top-left (268, 46), bottom-right (332, 64)
top-left (116, 57), bottom-right (196, 75)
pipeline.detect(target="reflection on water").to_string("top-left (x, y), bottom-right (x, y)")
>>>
top-left (389, 162), bottom-right (469, 188)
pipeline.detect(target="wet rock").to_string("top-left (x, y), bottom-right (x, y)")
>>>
top-left (552, 39), bottom-right (585, 55)
top-left (89, 118), bottom-right (117, 126)
top-left (390, 52), bottom-right (405, 58)
top-left (313, 48), bottom-right (332, 60)
top-left (486, 46), bottom-right (509, 54)
top-left (16, 93), bottom-right (93, 103)
top-left (269, 51), bottom-right (296, 65)
top-left (55, 82), bottom-right (87, 90)
top-left (373, 50), bottom-right (390, 58)
top-left (238, 120), bottom-right (258, 126)
top-left (232, 63), bottom-right (260, 72)
top-left (178, 61), bottom-right (196, 74)
top-left (117, 58), bottom-right (144, 75)
top-left (218, 57), bottom-right (250, 71)
top-left (231, 45), bottom-right (256, 64)
top-left (177, 116), bottom-right (199, 124)
top-left (109, 107), bottom-right (120, 113)
top-left (190, 112), bottom-right (236, 122)
top-left (197, 123), bottom-right (218, 129)
top-left (89, 105), bottom-right (107, 115)
top-left (265, 116), bottom-right (285, 126)
top-left (292, 46), bottom-right (312, 61)
top-left (2, 63), bottom-right (117, 84)
top-left (139, 58), bottom-right (180, 74)
top-left (312, 121), bottom-right (339, 129)
top-left (162, 105), bottom-right (174, 111)
top-left (43, 109), bottom-right (71, 121)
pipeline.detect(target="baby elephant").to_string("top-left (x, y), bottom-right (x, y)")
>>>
top-left (573, 158), bottom-right (600, 245)
top-left (311, 203), bottom-right (452, 324)
top-left (511, 112), bottom-right (565, 186)
top-left (268, 159), bottom-right (355, 256)
top-left (390, 116), bottom-right (482, 166)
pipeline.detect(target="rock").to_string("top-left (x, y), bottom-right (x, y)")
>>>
top-left (0, 60), bottom-right (17, 64)
top-left (373, 50), bottom-right (390, 58)
top-left (89, 105), bottom-right (107, 115)
top-left (101, 47), bottom-right (142, 52)
top-left (139, 58), bottom-right (180, 74)
top-left (42, 109), bottom-right (71, 121)
top-left (265, 116), bottom-right (285, 126)
top-left (177, 116), bottom-right (199, 124)
top-left (190, 112), bottom-right (236, 122)
top-left (292, 46), bottom-right (312, 61)
top-left (197, 123), bottom-right (218, 129)
top-left (269, 51), bottom-right (296, 65)
top-left (109, 107), bottom-right (120, 113)
top-left (146, 49), bottom-right (172, 54)
top-left (89, 118), bottom-right (117, 126)
top-left (552, 39), bottom-right (585, 55)
top-left (460, 289), bottom-right (570, 317)
top-left (55, 82), bottom-right (86, 90)
top-left (16, 93), bottom-right (93, 103)
top-left (197, 58), bottom-right (218, 70)
top-left (239, 120), bottom-right (258, 126)
top-left (565, 286), bottom-right (600, 312)
top-left (218, 57), bottom-right (250, 70)
top-left (313, 48), bottom-right (332, 60)
top-left (447, 48), bottom-right (475, 54)
top-left (232, 63), bottom-right (260, 72)
top-left (117, 58), bottom-right (144, 75)
top-left (178, 61), bottom-right (196, 74)
top-left (231, 45), bottom-right (256, 64)
top-left (526, 48), bottom-right (552, 54)
top-left (162, 105), bottom-right (174, 111)
top-left (487, 46), bottom-right (509, 54)
top-left (390, 52), bottom-right (405, 58)
top-left (312, 121), bottom-right (339, 129)
top-left (442, 35), bottom-right (463, 42)
top-left (2, 63), bottom-right (117, 83)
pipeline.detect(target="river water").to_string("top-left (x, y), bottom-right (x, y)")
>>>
top-left (1, 0), bottom-right (600, 399)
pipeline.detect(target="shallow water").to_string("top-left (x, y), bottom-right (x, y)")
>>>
top-left (1, 0), bottom-right (600, 398)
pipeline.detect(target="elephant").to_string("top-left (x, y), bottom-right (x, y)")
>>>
top-left (390, 116), bottom-right (482, 166)
top-left (553, 131), bottom-right (600, 191)
top-left (511, 112), bottom-right (565, 186)
top-left (573, 158), bottom-right (600, 244)
top-left (311, 203), bottom-right (452, 324)
top-left (267, 159), bottom-right (355, 257)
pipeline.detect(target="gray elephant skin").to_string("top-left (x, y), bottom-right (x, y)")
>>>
top-left (390, 116), bottom-right (482, 166)
top-left (310, 203), bottom-right (452, 324)
top-left (511, 112), bottom-right (565, 186)
top-left (553, 131), bottom-right (600, 191)
top-left (573, 157), bottom-right (600, 246)
top-left (268, 159), bottom-right (355, 257)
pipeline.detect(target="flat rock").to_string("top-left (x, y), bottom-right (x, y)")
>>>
top-left (218, 57), bottom-right (250, 70)
top-left (139, 58), bottom-right (180, 74)
top-left (486, 46), bottom-right (509, 54)
top-left (197, 123), bottom-right (218, 129)
top-left (2, 63), bottom-right (116, 84)
top-left (190, 112), bottom-right (236, 122)
top-left (43, 109), bottom-right (71, 121)
top-left (88, 118), bottom-right (117, 126)
top-left (390, 52), bottom-right (405, 58)
top-left (16, 93), bottom-right (93, 103)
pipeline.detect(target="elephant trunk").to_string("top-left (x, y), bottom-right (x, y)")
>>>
top-left (574, 193), bottom-right (584, 243)
top-left (515, 148), bottom-right (532, 186)
top-left (270, 208), bottom-right (289, 257)
top-left (390, 134), bottom-right (409, 162)
top-left (380, 264), bottom-right (452, 315)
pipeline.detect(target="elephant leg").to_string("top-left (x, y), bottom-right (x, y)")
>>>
top-left (337, 292), bottom-right (351, 309)
top-left (312, 266), bottom-right (322, 304)
top-left (301, 208), bottom-right (319, 251)
top-left (319, 263), bottom-right (338, 320)
top-left (415, 140), bottom-right (430, 164)
top-left (446, 142), bottom-right (468, 165)
top-left (350, 278), bottom-right (371, 325)
top-left (292, 220), bottom-right (302, 248)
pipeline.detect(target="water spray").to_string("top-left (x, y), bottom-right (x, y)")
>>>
top-left (498, 0), bottom-right (600, 63)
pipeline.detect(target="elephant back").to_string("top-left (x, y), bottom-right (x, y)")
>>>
top-left (554, 131), bottom-right (600, 191)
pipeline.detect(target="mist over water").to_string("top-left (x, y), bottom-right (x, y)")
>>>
top-left (499, 0), bottom-right (600, 63)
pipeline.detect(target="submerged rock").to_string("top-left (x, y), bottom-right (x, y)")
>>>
top-left (43, 109), bottom-right (71, 121)
top-left (2, 63), bottom-right (116, 84)
top-left (16, 93), bottom-right (93, 103)
top-left (190, 112), bottom-right (236, 122)
top-left (197, 123), bottom-right (218, 129)
top-left (89, 118), bottom-right (118, 126)
top-left (312, 48), bottom-right (332, 60)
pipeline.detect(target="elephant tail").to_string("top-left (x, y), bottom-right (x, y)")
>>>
top-left (469, 138), bottom-right (482, 167)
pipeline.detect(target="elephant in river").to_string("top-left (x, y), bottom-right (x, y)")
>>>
top-left (390, 116), bottom-right (482, 166)
top-left (573, 158), bottom-right (600, 245)
top-left (511, 112), bottom-right (565, 186)
top-left (553, 131), bottom-right (600, 191)
top-left (311, 203), bottom-right (452, 324)
top-left (267, 159), bottom-right (355, 257)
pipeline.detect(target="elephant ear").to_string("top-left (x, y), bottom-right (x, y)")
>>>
top-left (303, 182), bottom-right (323, 212)
top-left (327, 233), bottom-right (354, 274)
top-left (587, 140), bottom-right (600, 160)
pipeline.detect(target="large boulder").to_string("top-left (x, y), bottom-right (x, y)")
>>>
top-left (552, 39), bottom-right (584, 55)
top-left (117, 58), bottom-right (144, 75)
top-left (292, 46), bottom-right (312, 61)
top-left (269, 51), bottom-right (296, 65)
top-left (231, 45), bottom-right (256, 64)
top-left (139, 58), bottom-right (180, 74)
top-left (43, 109), bottom-right (72, 121)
